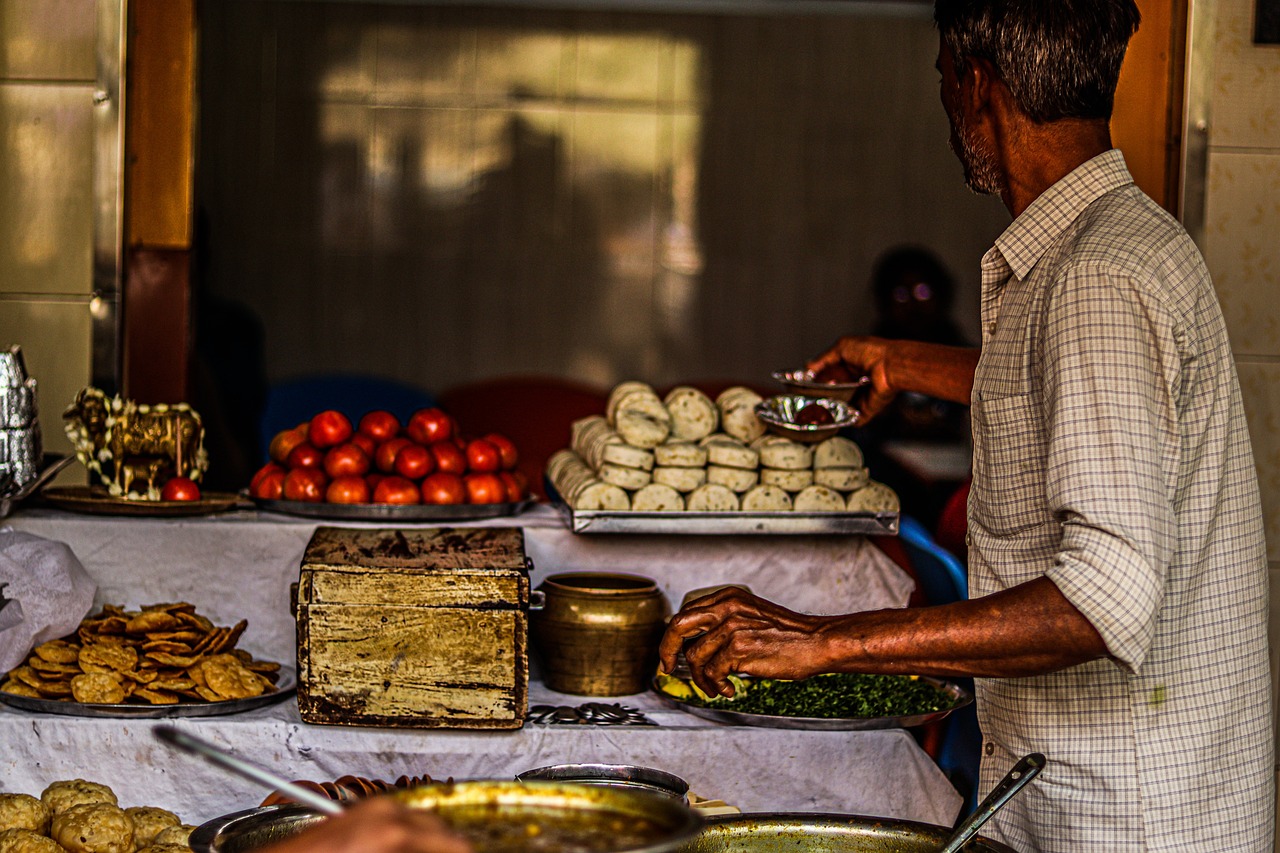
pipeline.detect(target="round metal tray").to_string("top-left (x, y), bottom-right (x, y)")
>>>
top-left (651, 675), bottom-right (971, 731)
top-left (252, 497), bottom-right (535, 522)
top-left (0, 668), bottom-right (295, 718)
top-left (41, 485), bottom-right (247, 517)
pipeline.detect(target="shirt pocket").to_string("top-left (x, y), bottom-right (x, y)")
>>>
top-left (971, 392), bottom-right (1048, 537)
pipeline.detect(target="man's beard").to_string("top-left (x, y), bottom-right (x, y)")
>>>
top-left (951, 109), bottom-right (1004, 196)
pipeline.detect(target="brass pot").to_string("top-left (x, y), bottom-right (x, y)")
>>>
top-left (531, 572), bottom-right (669, 696)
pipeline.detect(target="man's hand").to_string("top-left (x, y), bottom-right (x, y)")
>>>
top-left (806, 336), bottom-right (898, 422)
top-left (260, 797), bottom-right (473, 853)
top-left (806, 337), bottom-right (979, 421)
top-left (658, 587), bottom-right (838, 699)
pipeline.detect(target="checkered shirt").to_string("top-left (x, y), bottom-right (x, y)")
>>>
top-left (968, 150), bottom-right (1273, 851)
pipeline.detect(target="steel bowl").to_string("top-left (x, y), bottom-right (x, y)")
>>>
top-left (190, 780), bottom-right (701, 853)
top-left (755, 395), bottom-right (860, 443)
top-left (679, 813), bottom-right (1019, 853)
top-left (772, 369), bottom-right (870, 403)
top-left (517, 764), bottom-right (690, 803)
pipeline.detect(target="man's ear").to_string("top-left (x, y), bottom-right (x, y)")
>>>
top-left (963, 56), bottom-right (998, 116)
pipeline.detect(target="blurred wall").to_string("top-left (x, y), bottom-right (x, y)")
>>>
top-left (195, 2), bottom-right (1010, 396)
top-left (0, 0), bottom-right (99, 461)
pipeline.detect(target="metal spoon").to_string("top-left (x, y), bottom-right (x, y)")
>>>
top-left (938, 752), bottom-right (1045, 853)
top-left (154, 725), bottom-right (344, 816)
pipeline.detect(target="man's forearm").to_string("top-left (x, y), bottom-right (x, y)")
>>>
top-left (885, 341), bottom-right (979, 405)
top-left (816, 576), bottom-right (1109, 678)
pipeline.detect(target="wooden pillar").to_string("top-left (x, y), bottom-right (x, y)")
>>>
top-left (123, 0), bottom-right (196, 403)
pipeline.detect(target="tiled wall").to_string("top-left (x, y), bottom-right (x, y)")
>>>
top-left (1198, 0), bottom-right (1280, 840)
top-left (195, 2), bottom-right (1010, 398)
top-left (0, 0), bottom-right (97, 460)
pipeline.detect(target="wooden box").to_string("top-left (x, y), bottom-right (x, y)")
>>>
top-left (295, 526), bottom-right (529, 729)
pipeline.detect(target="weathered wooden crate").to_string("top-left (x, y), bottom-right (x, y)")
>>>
top-left (295, 526), bottom-right (529, 729)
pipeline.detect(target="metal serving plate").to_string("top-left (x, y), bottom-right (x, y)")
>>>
top-left (772, 368), bottom-right (871, 402)
top-left (651, 675), bottom-right (970, 731)
top-left (253, 497), bottom-right (534, 522)
top-left (42, 485), bottom-right (246, 517)
top-left (685, 813), bottom-right (1017, 853)
top-left (555, 501), bottom-right (898, 535)
top-left (0, 668), bottom-right (295, 718)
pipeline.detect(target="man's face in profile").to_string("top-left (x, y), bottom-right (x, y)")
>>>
top-left (937, 40), bottom-right (1004, 197)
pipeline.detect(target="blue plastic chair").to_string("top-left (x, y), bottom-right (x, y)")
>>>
top-left (897, 514), bottom-right (982, 817)
top-left (258, 374), bottom-right (437, 459)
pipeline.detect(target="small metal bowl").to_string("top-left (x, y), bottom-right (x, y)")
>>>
top-left (772, 368), bottom-right (869, 402)
top-left (517, 763), bottom-right (690, 803)
top-left (755, 395), bottom-right (859, 443)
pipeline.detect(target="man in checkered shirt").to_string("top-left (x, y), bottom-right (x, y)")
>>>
top-left (660, 0), bottom-right (1273, 848)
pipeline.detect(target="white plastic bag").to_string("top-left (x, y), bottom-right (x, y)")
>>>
top-left (0, 527), bottom-right (96, 672)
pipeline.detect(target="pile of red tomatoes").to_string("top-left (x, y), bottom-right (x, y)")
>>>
top-left (249, 408), bottom-right (526, 505)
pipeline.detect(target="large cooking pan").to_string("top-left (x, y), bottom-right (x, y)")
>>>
top-left (678, 813), bottom-right (1019, 853)
top-left (190, 780), bottom-right (701, 853)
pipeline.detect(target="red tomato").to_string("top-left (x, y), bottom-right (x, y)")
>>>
top-left (431, 441), bottom-right (467, 475)
top-left (284, 467), bottom-right (328, 502)
top-left (161, 476), bottom-right (202, 501)
top-left (309, 410), bottom-right (354, 449)
top-left (326, 475), bottom-right (370, 504)
top-left (373, 476), bottom-right (420, 505)
top-left (394, 443), bottom-right (436, 480)
top-left (465, 438), bottom-right (501, 473)
top-left (375, 437), bottom-right (412, 473)
top-left (464, 472), bottom-right (506, 504)
top-left (483, 433), bottom-right (519, 470)
top-left (498, 471), bottom-right (524, 502)
top-left (250, 462), bottom-right (286, 493)
top-left (324, 443), bottom-right (371, 478)
top-left (250, 467), bottom-right (286, 500)
top-left (268, 426), bottom-right (308, 464)
top-left (421, 472), bottom-right (466, 505)
top-left (358, 410), bottom-right (401, 443)
top-left (286, 442), bottom-right (323, 469)
top-left (350, 432), bottom-right (377, 458)
top-left (406, 408), bottom-right (454, 445)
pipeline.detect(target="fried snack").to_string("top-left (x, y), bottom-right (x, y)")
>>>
top-left (4, 603), bottom-right (281, 708)
top-left (0, 795), bottom-right (51, 834)
top-left (49, 803), bottom-right (133, 853)
top-left (69, 674), bottom-right (125, 706)
top-left (135, 846), bottom-right (190, 853)
top-left (122, 808), bottom-right (179, 849)
top-left (150, 824), bottom-right (194, 846)
top-left (0, 828), bottom-right (67, 853)
top-left (39, 782), bottom-right (116, 816)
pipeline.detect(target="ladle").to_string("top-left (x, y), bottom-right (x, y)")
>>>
top-left (155, 725), bottom-right (344, 816)
top-left (938, 753), bottom-right (1045, 853)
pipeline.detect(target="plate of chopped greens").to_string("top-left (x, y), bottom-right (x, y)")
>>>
top-left (652, 672), bottom-right (971, 730)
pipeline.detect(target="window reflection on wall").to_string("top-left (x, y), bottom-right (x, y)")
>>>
top-left (196, 3), bottom-right (1005, 396)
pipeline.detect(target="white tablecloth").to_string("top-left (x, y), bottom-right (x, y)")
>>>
top-left (1, 505), bottom-right (959, 828)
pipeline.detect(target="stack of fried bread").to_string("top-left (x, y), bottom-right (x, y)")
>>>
top-left (0, 779), bottom-right (195, 852)
top-left (547, 381), bottom-right (899, 513)
top-left (1, 603), bottom-right (280, 706)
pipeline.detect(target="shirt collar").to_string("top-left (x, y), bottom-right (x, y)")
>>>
top-left (989, 148), bottom-right (1135, 282)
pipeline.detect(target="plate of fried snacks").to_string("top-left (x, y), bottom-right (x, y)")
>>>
top-left (0, 602), bottom-right (292, 718)
top-left (652, 671), bottom-right (970, 731)
top-left (0, 778), bottom-right (197, 851)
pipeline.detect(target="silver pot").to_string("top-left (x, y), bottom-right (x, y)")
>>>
top-left (190, 780), bottom-right (701, 853)
top-left (679, 813), bottom-right (1019, 853)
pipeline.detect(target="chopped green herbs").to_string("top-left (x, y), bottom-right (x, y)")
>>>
top-left (691, 673), bottom-right (957, 719)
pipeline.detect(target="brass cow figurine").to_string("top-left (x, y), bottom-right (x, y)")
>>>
top-left (64, 387), bottom-right (207, 499)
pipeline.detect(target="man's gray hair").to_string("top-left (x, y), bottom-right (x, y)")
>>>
top-left (934, 0), bottom-right (1141, 123)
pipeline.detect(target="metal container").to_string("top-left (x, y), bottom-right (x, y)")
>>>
top-left (530, 572), bottom-right (669, 696)
top-left (679, 813), bottom-right (1019, 853)
top-left (517, 764), bottom-right (690, 803)
top-left (190, 780), bottom-right (702, 853)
